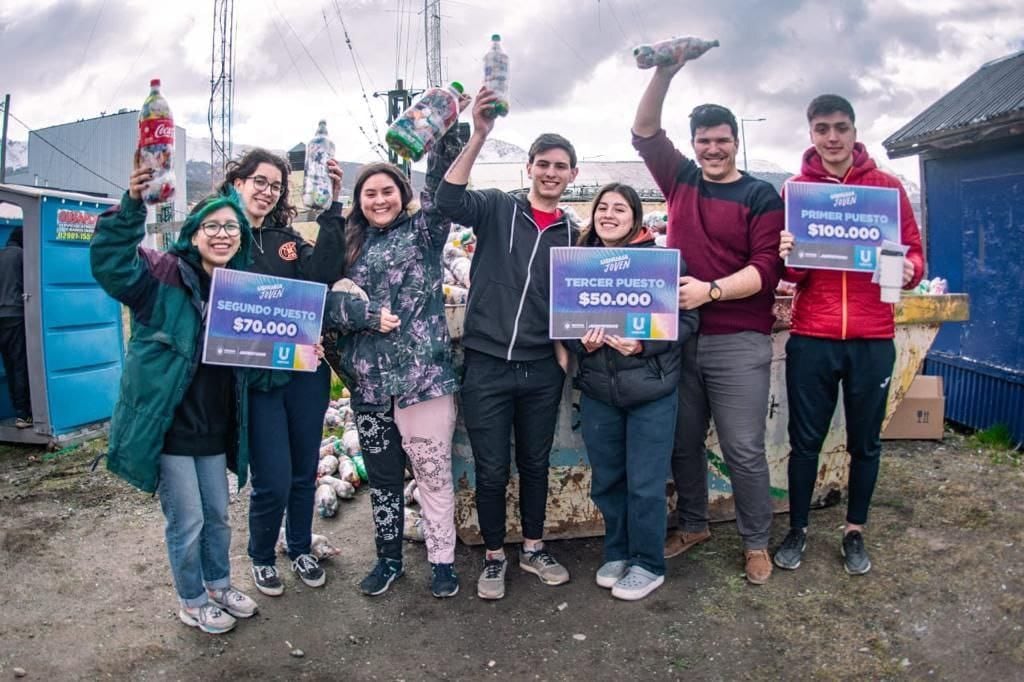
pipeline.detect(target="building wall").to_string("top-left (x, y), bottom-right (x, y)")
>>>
top-left (25, 111), bottom-right (187, 222)
top-left (922, 137), bottom-right (1024, 443)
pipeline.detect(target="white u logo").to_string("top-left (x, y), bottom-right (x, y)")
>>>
top-left (859, 250), bottom-right (872, 264)
top-left (632, 317), bottom-right (646, 331)
top-left (277, 347), bottom-right (292, 361)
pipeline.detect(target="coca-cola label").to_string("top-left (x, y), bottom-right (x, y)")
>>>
top-left (139, 118), bottom-right (174, 148)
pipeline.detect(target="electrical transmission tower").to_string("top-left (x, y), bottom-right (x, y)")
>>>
top-left (209, 0), bottom-right (235, 189)
top-left (425, 0), bottom-right (442, 87)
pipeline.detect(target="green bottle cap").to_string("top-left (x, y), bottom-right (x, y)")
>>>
top-left (450, 81), bottom-right (464, 94)
top-left (491, 34), bottom-right (501, 41)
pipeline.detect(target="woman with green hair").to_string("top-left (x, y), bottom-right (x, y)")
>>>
top-left (90, 160), bottom-right (258, 635)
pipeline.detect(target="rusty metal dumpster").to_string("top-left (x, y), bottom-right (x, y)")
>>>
top-left (448, 293), bottom-right (969, 545)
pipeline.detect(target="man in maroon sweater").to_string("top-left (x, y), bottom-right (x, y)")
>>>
top-left (632, 56), bottom-right (784, 584)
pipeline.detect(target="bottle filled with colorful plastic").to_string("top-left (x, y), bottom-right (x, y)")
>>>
top-left (137, 79), bottom-right (176, 205)
top-left (303, 120), bottom-right (335, 210)
top-left (483, 34), bottom-right (510, 118)
top-left (385, 82), bottom-right (465, 162)
top-left (633, 36), bottom-right (720, 69)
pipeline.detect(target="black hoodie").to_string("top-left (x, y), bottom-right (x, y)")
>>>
top-left (435, 181), bottom-right (578, 361)
top-left (0, 230), bottom-right (24, 318)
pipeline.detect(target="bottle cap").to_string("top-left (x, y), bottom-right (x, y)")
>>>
top-left (491, 34), bottom-right (501, 41)
top-left (450, 81), bottom-right (465, 94)
top-left (150, 78), bottom-right (161, 87)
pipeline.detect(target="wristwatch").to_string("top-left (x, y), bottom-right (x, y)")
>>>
top-left (708, 280), bottom-right (723, 302)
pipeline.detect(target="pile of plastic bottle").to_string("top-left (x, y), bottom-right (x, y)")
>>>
top-left (913, 277), bottom-right (949, 295)
top-left (443, 225), bottom-right (475, 304)
top-left (315, 395), bottom-right (368, 518)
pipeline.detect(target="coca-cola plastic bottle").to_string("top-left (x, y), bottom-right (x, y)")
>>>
top-left (137, 79), bottom-right (176, 204)
top-left (303, 120), bottom-right (335, 210)
top-left (483, 34), bottom-right (510, 118)
top-left (633, 36), bottom-right (720, 69)
top-left (385, 82), bottom-right (465, 162)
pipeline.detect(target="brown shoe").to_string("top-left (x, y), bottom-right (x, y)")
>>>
top-left (745, 549), bottom-right (773, 585)
top-left (664, 528), bottom-right (711, 559)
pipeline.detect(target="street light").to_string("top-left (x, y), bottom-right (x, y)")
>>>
top-left (740, 117), bottom-right (766, 172)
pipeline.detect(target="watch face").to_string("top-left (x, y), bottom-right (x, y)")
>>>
top-left (710, 283), bottom-right (721, 300)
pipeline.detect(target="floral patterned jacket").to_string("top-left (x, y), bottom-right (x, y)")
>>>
top-left (323, 132), bottom-right (462, 413)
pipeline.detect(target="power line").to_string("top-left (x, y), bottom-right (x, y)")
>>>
top-left (330, 1), bottom-right (389, 158)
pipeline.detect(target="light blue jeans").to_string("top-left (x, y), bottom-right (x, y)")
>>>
top-left (157, 454), bottom-right (232, 607)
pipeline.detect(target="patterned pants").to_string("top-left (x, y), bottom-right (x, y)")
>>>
top-left (355, 394), bottom-right (457, 564)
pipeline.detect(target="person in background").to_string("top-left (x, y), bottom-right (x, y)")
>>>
top-left (91, 160), bottom-right (258, 634)
top-left (569, 183), bottom-right (699, 600)
top-left (774, 94), bottom-right (923, 575)
top-left (0, 228), bottom-right (32, 428)
top-left (220, 150), bottom-right (345, 596)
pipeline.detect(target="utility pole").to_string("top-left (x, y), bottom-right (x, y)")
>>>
top-left (740, 117), bottom-right (766, 172)
top-left (374, 79), bottom-right (422, 178)
top-left (1, 94), bottom-right (10, 184)
top-left (425, 0), bottom-right (443, 87)
top-left (210, 0), bottom-right (235, 188)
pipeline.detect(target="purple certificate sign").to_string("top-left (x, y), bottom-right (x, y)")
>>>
top-left (203, 269), bottom-right (327, 371)
top-left (549, 247), bottom-right (680, 341)
top-left (784, 181), bottom-right (901, 272)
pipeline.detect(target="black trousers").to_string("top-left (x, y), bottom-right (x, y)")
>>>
top-left (460, 349), bottom-right (565, 550)
top-left (785, 334), bottom-right (896, 528)
top-left (0, 318), bottom-right (31, 419)
top-left (355, 408), bottom-right (407, 561)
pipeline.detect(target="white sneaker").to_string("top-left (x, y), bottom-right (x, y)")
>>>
top-left (207, 586), bottom-right (259, 618)
top-left (178, 603), bottom-right (236, 634)
top-left (595, 560), bottom-right (629, 589)
top-left (610, 566), bottom-right (664, 601)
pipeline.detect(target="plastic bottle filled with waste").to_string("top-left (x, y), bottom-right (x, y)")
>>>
top-left (303, 120), bottom-right (335, 210)
top-left (138, 79), bottom-right (176, 205)
top-left (483, 34), bottom-right (510, 118)
top-left (385, 82), bottom-right (465, 162)
top-left (633, 36), bottom-right (720, 69)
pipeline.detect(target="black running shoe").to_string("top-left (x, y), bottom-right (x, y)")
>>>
top-left (430, 563), bottom-right (460, 598)
top-left (842, 531), bottom-right (871, 575)
top-left (360, 558), bottom-right (404, 596)
top-left (774, 528), bottom-right (808, 570)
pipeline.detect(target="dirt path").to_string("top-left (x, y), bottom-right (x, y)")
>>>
top-left (1, 433), bottom-right (1022, 681)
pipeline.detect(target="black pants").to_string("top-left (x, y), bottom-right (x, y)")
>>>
top-left (0, 318), bottom-right (31, 419)
top-left (355, 408), bottom-right (407, 561)
top-left (785, 335), bottom-right (896, 529)
top-left (460, 349), bottom-right (565, 550)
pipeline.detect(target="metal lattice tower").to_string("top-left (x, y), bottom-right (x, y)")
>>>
top-left (209, 0), bottom-right (235, 189)
top-left (425, 0), bottom-right (442, 87)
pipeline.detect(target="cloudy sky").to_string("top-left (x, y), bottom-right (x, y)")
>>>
top-left (2, 0), bottom-right (1022, 182)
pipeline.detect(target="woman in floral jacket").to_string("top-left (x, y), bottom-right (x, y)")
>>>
top-left (324, 120), bottom-right (466, 599)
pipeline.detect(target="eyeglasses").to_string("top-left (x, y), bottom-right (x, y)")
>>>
top-left (247, 175), bottom-right (284, 195)
top-left (199, 221), bottom-right (242, 237)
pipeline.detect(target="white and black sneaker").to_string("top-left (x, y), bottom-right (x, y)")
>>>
top-left (251, 564), bottom-right (284, 596)
top-left (291, 553), bottom-right (326, 588)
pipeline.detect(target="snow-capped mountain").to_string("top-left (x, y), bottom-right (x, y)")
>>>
top-left (476, 138), bottom-right (528, 163)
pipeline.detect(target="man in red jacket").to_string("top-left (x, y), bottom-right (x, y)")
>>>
top-left (775, 94), bottom-right (924, 575)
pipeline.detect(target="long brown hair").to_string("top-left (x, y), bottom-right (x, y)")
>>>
top-left (345, 163), bottom-right (414, 268)
top-left (577, 183), bottom-right (644, 247)
top-left (219, 148), bottom-right (297, 228)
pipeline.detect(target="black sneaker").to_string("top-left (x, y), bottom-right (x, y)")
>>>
top-left (842, 531), bottom-right (871, 575)
top-left (774, 528), bottom-right (808, 570)
top-left (430, 563), bottom-right (459, 598)
top-left (251, 564), bottom-right (284, 596)
top-left (360, 558), bottom-right (404, 596)
top-left (291, 553), bottom-right (326, 588)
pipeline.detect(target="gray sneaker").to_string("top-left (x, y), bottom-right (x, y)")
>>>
top-left (207, 586), bottom-right (258, 618)
top-left (774, 528), bottom-right (808, 570)
top-left (178, 603), bottom-right (236, 634)
top-left (610, 566), bottom-right (664, 601)
top-left (595, 560), bottom-right (629, 589)
top-left (477, 556), bottom-right (508, 600)
top-left (519, 546), bottom-right (570, 586)
top-left (842, 531), bottom-right (872, 575)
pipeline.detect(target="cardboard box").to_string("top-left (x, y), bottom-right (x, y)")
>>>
top-left (882, 375), bottom-right (945, 440)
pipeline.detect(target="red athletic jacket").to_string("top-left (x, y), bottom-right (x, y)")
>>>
top-left (785, 144), bottom-right (924, 340)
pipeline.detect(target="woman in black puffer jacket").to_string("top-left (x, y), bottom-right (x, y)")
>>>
top-left (567, 183), bottom-right (698, 602)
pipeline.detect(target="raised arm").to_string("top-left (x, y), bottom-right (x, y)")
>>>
top-left (297, 159), bottom-right (346, 284)
top-left (632, 61), bottom-right (686, 138)
top-left (418, 113), bottom-right (467, 247)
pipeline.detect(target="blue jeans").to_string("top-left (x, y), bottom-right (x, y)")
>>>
top-left (581, 389), bottom-right (678, 576)
top-left (157, 454), bottom-right (232, 607)
top-left (247, 364), bottom-right (331, 565)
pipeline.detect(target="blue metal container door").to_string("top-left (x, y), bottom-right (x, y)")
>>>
top-left (38, 197), bottom-right (123, 434)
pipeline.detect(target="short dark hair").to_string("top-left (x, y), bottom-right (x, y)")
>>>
top-left (528, 133), bottom-right (577, 168)
top-left (689, 104), bottom-right (737, 139)
top-left (806, 94), bottom-right (856, 124)
top-left (578, 183), bottom-right (644, 247)
top-left (6, 228), bottom-right (23, 248)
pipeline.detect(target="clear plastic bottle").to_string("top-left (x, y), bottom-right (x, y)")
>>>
top-left (137, 79), bottom-right (176, 205)
top-left (303, 120), bottom-right (335, 210)
top-left (483, 34), bottom-right (510, 118)
top-left (385, 82), bottom-right (465, 162)
top-left (633, 36), bottom-right (719, 69)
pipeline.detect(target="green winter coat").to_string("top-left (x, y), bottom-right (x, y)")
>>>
top-left (90, 193), bottom-right (252, 493)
